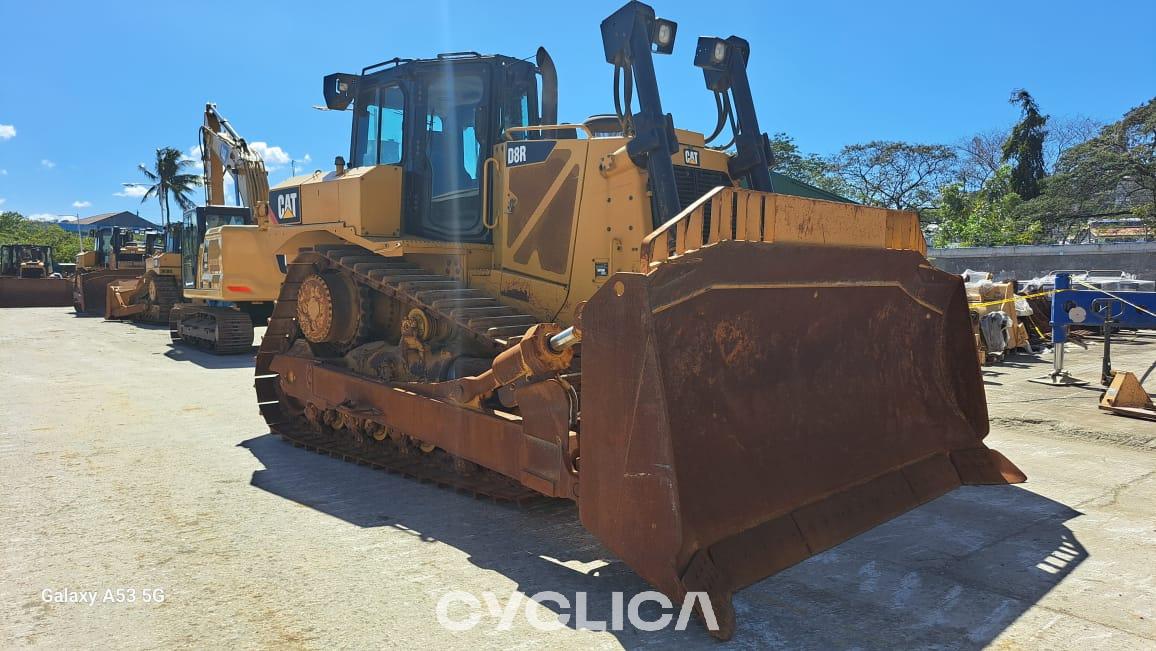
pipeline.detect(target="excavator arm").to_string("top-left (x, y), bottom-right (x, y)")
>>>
top-left (201, 103), bottom-right (270, 226)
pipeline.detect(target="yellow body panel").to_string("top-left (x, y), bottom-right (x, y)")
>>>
top-left (296, 166), bottom-right (404, 237)
top-left (263, 132), bottom-right (923, 330)
top-left (148, 252), bottom-right (182, 276)
top-left (185, 224), bottom-right (342, 303)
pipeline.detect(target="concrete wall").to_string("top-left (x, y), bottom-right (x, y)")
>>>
top-left (928, 242), bottom-right (1156, 281)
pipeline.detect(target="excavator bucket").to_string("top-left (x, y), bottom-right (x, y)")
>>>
top-left (0, 277), bottom-right (73, 307)
top-left (577, 189), bottom-right (1025, 638)
top-left (73, 269), bottom-right (142, 315)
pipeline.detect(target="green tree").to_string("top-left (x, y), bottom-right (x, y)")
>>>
top-left (829, 141), bottom-right (958, 215)
top-left (136, 147), bottom-right (202, 227)
top-left (0, 211), bottom-right (92, 262)
top-left (930, 165), bottom-right (1037, 247)
top-left (1018, 97), bottom-right (1155, 240)
top-left (1001, 90), bottom-right (1049, 200)
top-left (767, 133), bottom-right (845, 194)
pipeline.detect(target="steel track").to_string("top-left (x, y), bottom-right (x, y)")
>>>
top-left (255, 245), bottom-right (543, 503)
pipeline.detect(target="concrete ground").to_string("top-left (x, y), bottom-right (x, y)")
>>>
top-left (1, 308), bottom-right (1153, 649)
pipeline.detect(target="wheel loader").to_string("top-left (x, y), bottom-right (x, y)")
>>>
top-left (166, 104), bottom-right (340, 354)
top-left (104, 223), bottom-right (184, 323)
top-left (73, 227), bottom-right (162, 315)
top-left (252, 1), bottom-right (1026, 638)
top-left (0, 244), bottom-right (72, 307)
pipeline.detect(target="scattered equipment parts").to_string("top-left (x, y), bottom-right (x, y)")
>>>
top-left (963, 270), bottom-right (1034, 364)
top-left (1100, 371), bottom-right (1156, 421)
top-left (1032, 272), bottom-right (1156, 414)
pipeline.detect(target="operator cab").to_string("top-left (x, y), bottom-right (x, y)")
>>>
top-left (324, 52), bottom-right (543, 243)
top-left (179, 205), bottom-right (252, 289)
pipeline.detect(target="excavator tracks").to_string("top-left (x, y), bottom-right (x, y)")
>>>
top-left (170, 304), bottom-right (255, 354)
top-left (255, 245), bottom-right (544, 504)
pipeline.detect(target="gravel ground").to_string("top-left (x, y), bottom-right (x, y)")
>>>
top-left (2, 308), bottom-right (1154, 649)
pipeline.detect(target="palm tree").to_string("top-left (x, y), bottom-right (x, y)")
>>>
top-left (136, 147), bottom-right (202, 227)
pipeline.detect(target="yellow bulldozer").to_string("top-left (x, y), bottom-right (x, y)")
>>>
top-left (0, 244), bottom-right (72, 307)
top-left (73, 227), bottom-right (163, 315)
top-left (104, 223), bottom-right (184, 322)
top-left (252, 1), bottom-right (1025, 638)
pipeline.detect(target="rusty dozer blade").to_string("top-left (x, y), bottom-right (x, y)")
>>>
top-left (73, 269), bottom-right (142, 315)
top-left (577, 194), bottom-right (1024, 639)
top-left (0, 276), bottom-right (73, 307)
top-left (105, 276), bottom-right (149, 319)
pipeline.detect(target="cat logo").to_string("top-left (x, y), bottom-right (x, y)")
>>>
top-left (683, 147), bottom-right (701, 167)
top-left (270, 188), bottom-right (301, 224)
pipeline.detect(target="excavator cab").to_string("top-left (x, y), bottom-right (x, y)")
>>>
top-left (178, 205), bottom-right (253, 290)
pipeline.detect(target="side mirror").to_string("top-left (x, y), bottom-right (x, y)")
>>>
top-left (323, 73), bottom-right (360, 111)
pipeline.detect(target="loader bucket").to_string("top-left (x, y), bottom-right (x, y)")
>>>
top-left (0, 277), bottom-right (73, 307)
top-left (578, 191), bottom-right (1024, 639)
top-left (73, 269), bottom-right (142, 315)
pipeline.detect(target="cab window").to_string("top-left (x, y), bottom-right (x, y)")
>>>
top-left (353, 85), bottom-right (405, 167)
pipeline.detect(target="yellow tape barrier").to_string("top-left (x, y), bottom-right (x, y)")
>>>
top-left (969, 289), bottom-right (1058, 309)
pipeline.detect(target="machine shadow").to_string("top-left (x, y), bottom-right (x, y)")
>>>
top-left (162, 344), bottom-right (256, 369)
top-left (242, 433), bottom-right (1086, 649)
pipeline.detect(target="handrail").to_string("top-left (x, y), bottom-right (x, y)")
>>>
top-left (504, 124), bottom-right (594, 140)
top-left (640, 185), bottom-right (729, 267)
top-left (481, 157), bottom-right (499, 230)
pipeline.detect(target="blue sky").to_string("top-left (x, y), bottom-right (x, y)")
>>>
top-left (1, 0), bottom-right (1153, 222)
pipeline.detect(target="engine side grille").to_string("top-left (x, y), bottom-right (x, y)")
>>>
top-left (673, 166), bottom-right (733, 209)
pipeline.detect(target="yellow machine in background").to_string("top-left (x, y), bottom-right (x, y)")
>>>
top-left (167, 104), bottom-right (338, 353)
top-left (73, 227), bottom-right (161, 315)
top-left (104, 225), bottom-right (184, 322)
top-left (251, 2), bottom-right (1025, 639)
top-left (0, 244), bottom-right (72, 307)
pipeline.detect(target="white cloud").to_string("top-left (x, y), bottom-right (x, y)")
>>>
top-left (115, 184), bottom-right (149, 198)
top-left (0, 198), bottom-right (6, 206)
top-left (250, 141), bottom-right (291, 167)
top-left (41, 159), bottom-right (55, 169)
top-left (192, 141), bottom-right (304, 174)
top-left (0, 169), bottom-right (7, 175)
top-left (0, 124), bottom-right (14, 140)
top-left (28, 213), bottom-right (63, 222)
top-left (185, 145), bottom-right (204, 171)
top-left (72, 200), bottom-right (92, 208)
